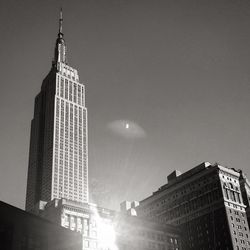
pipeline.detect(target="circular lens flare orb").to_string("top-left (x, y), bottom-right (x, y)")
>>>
top-left (108, 120), bottom-right (146, 139)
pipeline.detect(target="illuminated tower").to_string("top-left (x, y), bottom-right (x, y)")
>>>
top-left (26, 10), bottom-right (88, 213)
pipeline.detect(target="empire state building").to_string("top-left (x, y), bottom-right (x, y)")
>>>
top-left (26, 10), bottom-right (88, 213)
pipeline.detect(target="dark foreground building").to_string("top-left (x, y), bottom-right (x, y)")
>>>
top-left (0, 201), bottom-right (82, 250)
top-left (136, 162), bottom-right (250, 250)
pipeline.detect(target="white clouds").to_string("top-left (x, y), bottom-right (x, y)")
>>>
top-left (107, 120), bottom-right (146, 139)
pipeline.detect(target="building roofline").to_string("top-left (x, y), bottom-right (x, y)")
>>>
top-left (140, 162), bottom-right (240, 203)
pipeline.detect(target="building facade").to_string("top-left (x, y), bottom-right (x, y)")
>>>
top-left (41, 198), bottom-right (181, 250)
top-left (116, 215), bottom-right (181, 250)
top-left (119, 202), bottom-right (181, 250)
top-left (239, 171), bottom-right (250, 227)
top-left (41, 198), bottom-right (116, 250)
top-left (26, 10), bottom-right (88, 213)
top-left (136, 162), bottom-right (250, 250)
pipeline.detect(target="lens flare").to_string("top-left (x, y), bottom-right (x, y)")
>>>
top-left (97, 221), bottom-right (116, 249)
top-left (92, 208), bottom-right (118, 250)
top-left (108, 120), bottom-right (146, 139)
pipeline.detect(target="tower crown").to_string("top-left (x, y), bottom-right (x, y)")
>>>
top-left (53, 8), bottom-right (66, 66)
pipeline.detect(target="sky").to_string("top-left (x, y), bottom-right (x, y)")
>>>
top-left (1, 0), bottom-right (250, 211)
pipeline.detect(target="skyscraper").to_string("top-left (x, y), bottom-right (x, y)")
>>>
top-left (26, 10), bottom-right (88, 213)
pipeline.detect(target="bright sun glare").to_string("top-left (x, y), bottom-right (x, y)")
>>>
top-left (93, 209), bottom-right (118, 250)
top-left (97, 221), bottom-right (117, 249)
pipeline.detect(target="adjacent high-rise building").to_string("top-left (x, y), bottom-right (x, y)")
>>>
top-left (26, 10), bottom-right (88, 213)
top-left (136, 162), bottom-right (250, 250)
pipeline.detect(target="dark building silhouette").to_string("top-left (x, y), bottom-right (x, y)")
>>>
top-left (136, 162), bottom-right (250, 250)
top-left (0, 201), bottom-right (82, 250)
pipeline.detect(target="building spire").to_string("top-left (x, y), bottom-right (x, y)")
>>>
top-left (59, 8), bottom-right (63, 35)
top-left (53, 8), bottom-right (67, 66)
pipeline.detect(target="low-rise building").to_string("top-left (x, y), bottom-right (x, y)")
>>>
top-left (41, 198), bottom-right (116, 249)
top-left (41, 198), bottom-right (181, 250)
top-left (0, 200), bottom-right (82, 250)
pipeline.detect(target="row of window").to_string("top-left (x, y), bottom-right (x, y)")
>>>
top-left (56, 76), bottom-right (85, 106)
top-left (53, 97), bottom-right (88, 202)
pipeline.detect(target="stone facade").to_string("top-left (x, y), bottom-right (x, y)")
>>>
top-left (136, 162), bottom-right (250, 250)
top-left (239, 171), bottom-right (250, 227)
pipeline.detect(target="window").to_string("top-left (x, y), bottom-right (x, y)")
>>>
top-left (84, 240), bottom-right (89, 248)
top-left (60, 78), bottom-right (64, 98)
